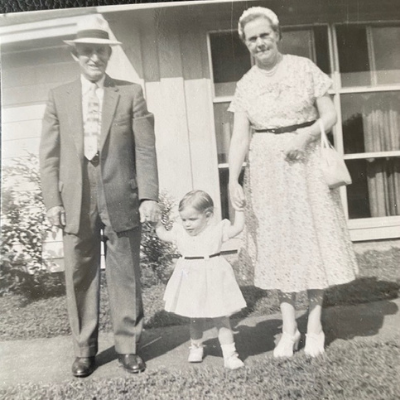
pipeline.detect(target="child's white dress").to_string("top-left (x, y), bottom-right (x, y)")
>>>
top-left (163, 220), bottom-right (246, 318)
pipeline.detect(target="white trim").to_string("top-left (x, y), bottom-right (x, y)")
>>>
top-left (367, 26), bottom-right (377, 86)
top-left (344, 151), bottom-right (400, 160)
top-left (97, 0), bottom-right (255, 14)
top-left (339, 85), bottom-right (400, 94)
top-left (0, 15), bottom-right (91, 44)
top-left (0, 15), bottom-right (78, 35)
top-left (350, 226), bottom-right (400, 241)
top-left (213, 96), bottom-right (234, 103)
top-left (348, 216), bottom-right (400, 229)
top-left (218, 162), bottom-right (246, 169)
top-left (206, 32), bottom-right (217, 101)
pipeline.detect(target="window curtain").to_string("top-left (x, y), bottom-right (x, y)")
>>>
top-left (362, 93), bottom-right (400, 217)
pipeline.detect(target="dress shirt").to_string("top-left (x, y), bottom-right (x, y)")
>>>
top-left (81, 75), bottom-right (105, 126)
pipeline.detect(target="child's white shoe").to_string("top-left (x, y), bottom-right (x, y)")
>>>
top-left (304, 330), bottom-right (325, 357)
top-left (188, 343), bottom-right (204, 363)
top-left (273, 329), bottom-right (301, 358)
top-left (221, 343), bottom-right (244, 370)
top-left (224, 354), bottom-right (244, 370)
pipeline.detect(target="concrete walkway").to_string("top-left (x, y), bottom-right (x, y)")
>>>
top-left (1, 298), bottom-right (399, 388)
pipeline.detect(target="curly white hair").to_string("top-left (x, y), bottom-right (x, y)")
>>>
top-left (238, 7), bottom-right (280, 40)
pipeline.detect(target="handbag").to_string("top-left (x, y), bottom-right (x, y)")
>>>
top-left (319, 119), bottom-right (352, 189)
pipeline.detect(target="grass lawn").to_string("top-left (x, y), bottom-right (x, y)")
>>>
top-left (1, 338), bottom-right (399, 400)
top-left (0, 248), bottom-right (399, 341)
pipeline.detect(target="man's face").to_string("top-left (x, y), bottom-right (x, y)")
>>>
top-left (73, 43), bottom-right (111, 82)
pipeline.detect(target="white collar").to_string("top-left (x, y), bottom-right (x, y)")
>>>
top-left (81, 75), bottom-right (106, 94)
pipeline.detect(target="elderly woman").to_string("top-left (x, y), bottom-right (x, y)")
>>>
top-left (228, 7), bottom-right (358, 358)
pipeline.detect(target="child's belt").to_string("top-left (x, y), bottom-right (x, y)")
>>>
top-left (181, 253), bottom-right (221, 260)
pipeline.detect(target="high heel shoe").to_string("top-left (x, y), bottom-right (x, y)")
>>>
top-left (273, 330), bottom-right (301, 358)
top-left (304, 330), bottom-right (325, 357)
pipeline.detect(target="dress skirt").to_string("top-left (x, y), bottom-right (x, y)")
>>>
top-left (164, 256), bottom-right (246, 318)
top-left (242, 132), bottom-right (358, 293)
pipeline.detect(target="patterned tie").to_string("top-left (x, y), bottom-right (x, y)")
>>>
top-left (84, 82), bottom-right (100, 160)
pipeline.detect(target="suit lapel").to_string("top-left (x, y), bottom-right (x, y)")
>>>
top-left (65, 79), bottom-right (84, 160)
top-left (100, 75), bottom-right (120, 152)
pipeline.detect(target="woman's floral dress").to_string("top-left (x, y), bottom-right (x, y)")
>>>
top-left (229, 54), bottom-right (358, 292)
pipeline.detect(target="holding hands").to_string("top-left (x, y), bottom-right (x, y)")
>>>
top-left (229, 181), bottom-right (246, 211)
top-left (139, 200), bottom-right (161, 224)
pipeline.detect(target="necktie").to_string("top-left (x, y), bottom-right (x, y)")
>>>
top-left (84, 83), bottom-right (100, 160)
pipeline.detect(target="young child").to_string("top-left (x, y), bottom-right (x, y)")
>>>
top-left (155, 190), bottom-right (246, 370)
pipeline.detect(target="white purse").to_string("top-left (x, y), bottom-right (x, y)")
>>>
top-left (319, 119), bottom-right (352, 189)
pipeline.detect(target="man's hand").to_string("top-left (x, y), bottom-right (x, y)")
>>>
top-left (139, 200), bottom-right (160, 223)
top-left (47, 206), bottom-right (66, 228)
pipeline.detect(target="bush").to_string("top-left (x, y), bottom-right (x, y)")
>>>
top-left (140, 192), bottom-right (177, 287)
top-left (0, 153), bottom-right (62, 299)
top-left (0, 153), bottom-right (177, 298)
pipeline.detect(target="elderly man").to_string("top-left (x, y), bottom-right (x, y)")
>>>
top-left (40, 14), bottom-right (159, 377)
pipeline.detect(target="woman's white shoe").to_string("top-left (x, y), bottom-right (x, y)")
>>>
top-left (273, 330), bottom-right (301, 358)
top-left (304, 331), bottom-right (325, 357)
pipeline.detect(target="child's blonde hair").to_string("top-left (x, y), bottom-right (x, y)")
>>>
top-left (179, 190), bottom-right (214, 215)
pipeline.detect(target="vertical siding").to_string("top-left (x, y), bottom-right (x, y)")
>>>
top-left (110, 10), bottom-right (221, 208)
top-left (1, 49), bottom-right (77, 168)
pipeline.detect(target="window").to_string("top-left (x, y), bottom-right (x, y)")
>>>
top-left (209, 22), bottom-right (400, 239)
top-left (336, 24), bottom-right (400, 220)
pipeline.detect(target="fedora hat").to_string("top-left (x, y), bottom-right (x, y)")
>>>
top-left (64, 14), bottom-right (121, 46)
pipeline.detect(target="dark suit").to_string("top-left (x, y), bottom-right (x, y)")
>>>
top-left (40, 75), bottom-right (158, 356)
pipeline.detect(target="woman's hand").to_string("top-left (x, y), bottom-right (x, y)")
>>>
top-left (284, 131), bottom-right (311, 162)
top-left (229, 181), bottom-right (246, 210)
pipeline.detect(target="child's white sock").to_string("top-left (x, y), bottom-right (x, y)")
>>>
top-left (221, 343), bottom-right (244, 370)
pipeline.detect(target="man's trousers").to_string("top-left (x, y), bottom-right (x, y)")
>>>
top-left (63, 156), bottom-right (143, 357)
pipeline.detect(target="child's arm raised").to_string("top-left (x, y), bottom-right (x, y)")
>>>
top-left (225, 210), bottom-right (245, 239)
top-left (155, 220), bottom-right (175, 243)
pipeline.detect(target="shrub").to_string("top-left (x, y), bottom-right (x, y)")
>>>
top-left (0, 153), bottom-right (64, 299)
top-left (140, 192), bottom-right (177, 287)
top-left (0, 153), bottom-right (178, 298)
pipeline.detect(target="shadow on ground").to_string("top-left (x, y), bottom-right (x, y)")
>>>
top-left (324, 276), bottom-right (400, 307)
top-left (220, 298), bottom-right (399, 362)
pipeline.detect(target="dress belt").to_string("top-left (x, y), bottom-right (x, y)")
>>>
top-left (181, 252), bottom-right (221, 260)
top-left (254, 120), bottom-right (315, 134)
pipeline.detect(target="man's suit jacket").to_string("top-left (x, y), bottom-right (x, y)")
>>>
top-left (40, 75), bottom-right (159, 235)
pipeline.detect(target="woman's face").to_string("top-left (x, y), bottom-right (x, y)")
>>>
top-left (243, 17), bottom-right (280, 68)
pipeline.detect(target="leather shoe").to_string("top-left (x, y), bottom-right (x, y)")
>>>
top-left (118, 354), bottom-right (146, 373)
top-left (72, 356), bottom-right (96, 378)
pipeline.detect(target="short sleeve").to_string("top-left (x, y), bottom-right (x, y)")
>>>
top-left (227, 81), bottom-right (247, 114)
top-left (220, 219), bottom-right (232, 243)
top-left (307, 59), bottom-right (332, 98)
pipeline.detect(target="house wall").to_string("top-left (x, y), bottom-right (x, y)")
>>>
top-left (1, 0), bottom-right (400, 268)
